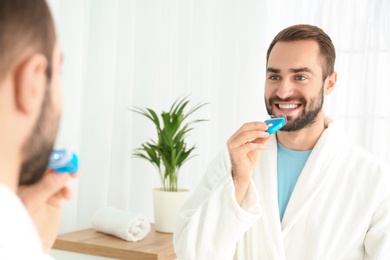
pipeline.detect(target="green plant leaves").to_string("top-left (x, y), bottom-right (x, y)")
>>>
top-left (131, 96), bottom-right (208, 192)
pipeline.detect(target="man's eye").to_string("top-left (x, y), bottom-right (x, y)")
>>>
top-left (295, 75), bottom-right (307, 81)
top-left (269, 75), bottom-right (280, 80)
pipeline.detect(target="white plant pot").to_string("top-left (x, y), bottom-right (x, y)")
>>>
top-left (152, 188), bottom-right (189, 233)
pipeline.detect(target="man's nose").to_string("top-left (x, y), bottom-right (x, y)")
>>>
top-left (276, 79), bottom-right (294, 99)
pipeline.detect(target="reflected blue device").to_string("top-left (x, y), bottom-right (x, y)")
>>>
top-left (48, 149), bottom-right (79, 174)
top-left (265, 115), bottom-right (287, 134)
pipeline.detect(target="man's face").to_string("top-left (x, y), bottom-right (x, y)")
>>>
top-left (19, 44), bottom-right (63, 186)
top-left (265, 40), bottom-right (326, 132)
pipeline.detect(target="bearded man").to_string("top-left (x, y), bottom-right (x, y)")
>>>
top-left (174, 24), bottom-right (390, 259)
top-left (0, 0), bottom-right (77, 258)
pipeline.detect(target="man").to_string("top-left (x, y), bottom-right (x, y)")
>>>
top-left (174, 24), bottom-right (390, 259)
top-left (0, 0), bottom-right (76, 258)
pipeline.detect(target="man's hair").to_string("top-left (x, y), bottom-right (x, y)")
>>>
top-left (266, 24), bottom-right (336, 81)
top-left (0, 0), bottom-right (56, 81)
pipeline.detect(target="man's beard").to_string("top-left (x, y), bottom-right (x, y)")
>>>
top-left (19, 87), bottom-right (59, 186)
top-left (265, 85), bottom-right (324, 132)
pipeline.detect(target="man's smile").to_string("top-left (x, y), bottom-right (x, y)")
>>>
top-left (275, 103), bottom-right (301, 110)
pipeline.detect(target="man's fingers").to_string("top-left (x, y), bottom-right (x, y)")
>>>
top-left (228, 130), bottom-right (270, 149)
top-left (35, 173), bottom-right (70, 198)
top-left (19, 173), bottom-right (70, 206)
top-left (251, 135), bottom-right (272, 144)
top-left (229, 142), bottom-right (267, 158)
top-left (60, 186), bottom-right (73, 200)
top-left (228, 121), bottom-right (268, 143)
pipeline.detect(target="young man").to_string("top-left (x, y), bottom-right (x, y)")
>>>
top-left (0, 0), bottom-right (76, 258)
top-left (174, 24), bottom-right (390, 259)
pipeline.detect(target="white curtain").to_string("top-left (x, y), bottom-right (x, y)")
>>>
top-left (47, 0), bottom-right (389, 258)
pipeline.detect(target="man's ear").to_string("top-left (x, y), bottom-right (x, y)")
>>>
top-left (13, 54), bottom-right (48, 115)
top-left (324, 71), bottom-right (337, 96)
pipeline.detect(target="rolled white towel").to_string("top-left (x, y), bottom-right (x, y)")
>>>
top-left (91, 207), bottom-right (151, 242)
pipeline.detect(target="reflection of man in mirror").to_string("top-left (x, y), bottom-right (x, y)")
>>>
top-left (174, 24), bottom-right (390, 259)
top-left (0, 0), bottom-right (77, 258)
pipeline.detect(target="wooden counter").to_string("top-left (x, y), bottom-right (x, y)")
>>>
top-left (53, 225), bottom-right (176, 260)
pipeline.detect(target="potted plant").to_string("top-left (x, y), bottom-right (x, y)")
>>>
top-left (131, 96), bottom-right (208, 233)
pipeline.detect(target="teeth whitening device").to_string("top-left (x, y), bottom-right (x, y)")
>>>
top-left (48, 149), bottom-right (79, 174)
top-left (264, 115), bottom-right (287, 134)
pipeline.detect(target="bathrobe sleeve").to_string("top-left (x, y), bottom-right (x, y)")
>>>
top-left (0, 184), bottom-right (56, 260)
top-left (173, 149), bottom-right (262, 260)
top-left (362, 158), bottom-right (390, 259)
top-left (364, 195), bottom-right (390, 258)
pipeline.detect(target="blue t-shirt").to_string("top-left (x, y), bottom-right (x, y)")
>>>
top-left (277, 142), bottom-right (311, 221)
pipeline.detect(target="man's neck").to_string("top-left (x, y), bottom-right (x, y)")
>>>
top-left (276, 114), bottom-right (327, 151)
top-left (0, 162), bottom-right (19, 192)
top-left (0, 137), bottom-right (21, 192)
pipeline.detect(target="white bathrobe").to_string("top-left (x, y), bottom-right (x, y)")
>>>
top-left (173, 118), bottom-right (390, 259)
top-left (0, 184), bottom-right (54, 259)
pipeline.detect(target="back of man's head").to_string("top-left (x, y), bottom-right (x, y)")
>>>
top-left (0, 0), bottom-right (56, 82)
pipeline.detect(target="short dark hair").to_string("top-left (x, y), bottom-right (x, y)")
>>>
top-left (266, 24), bottom-right (336, 81)
top-left (0, 0), bottom-right (56, 81)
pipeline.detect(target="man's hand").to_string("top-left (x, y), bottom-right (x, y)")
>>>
top-left (18, 170), bottom-right (78, 252)
top-left (227, 122), bottom-right (271, 206)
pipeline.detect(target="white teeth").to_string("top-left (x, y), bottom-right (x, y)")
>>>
top-left (278, 104), bottom-right (298, 110)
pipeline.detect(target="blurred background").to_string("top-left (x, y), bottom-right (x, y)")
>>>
top-left (47, 0), bottom-right (390, 258)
